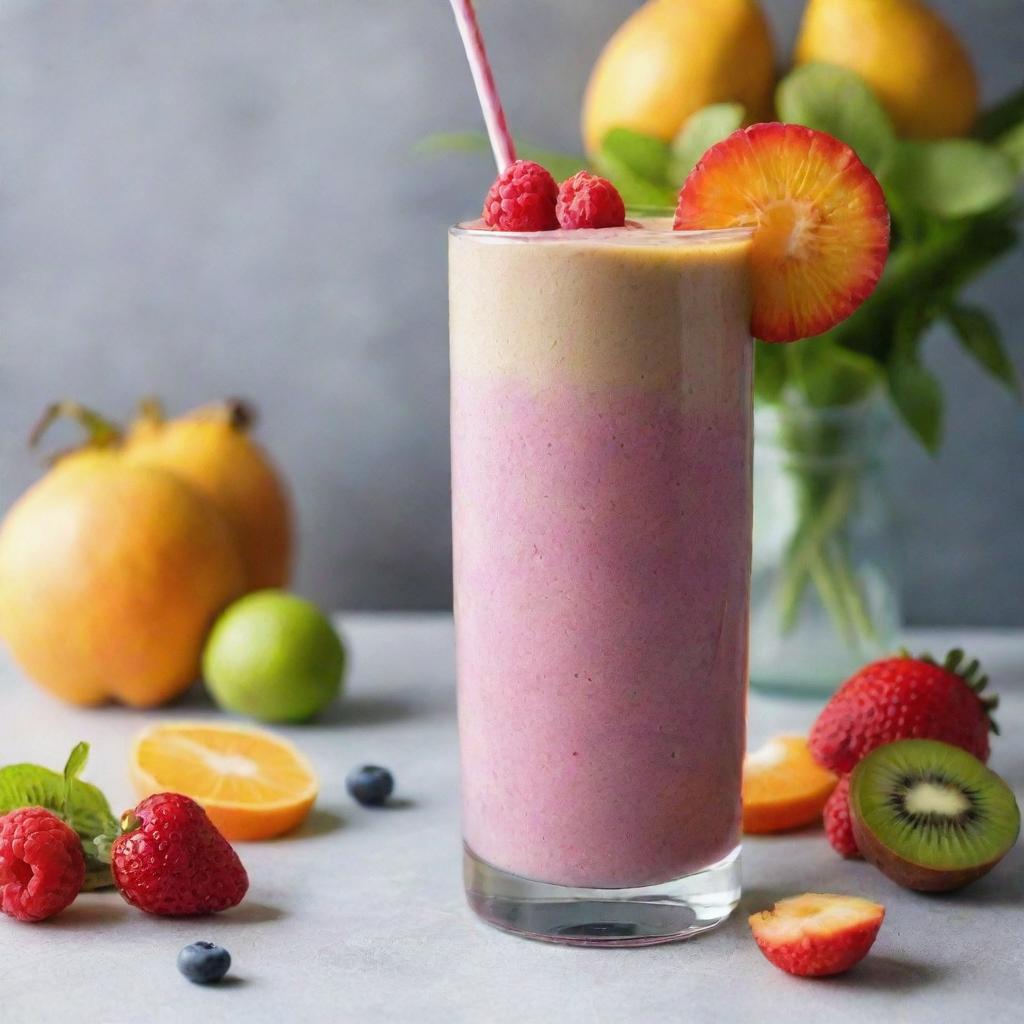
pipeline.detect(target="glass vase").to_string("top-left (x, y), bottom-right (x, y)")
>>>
top-left (750, 397), bottom-right (901, 695)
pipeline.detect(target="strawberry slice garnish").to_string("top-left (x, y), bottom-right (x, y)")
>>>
top-left (749, 893), bottom-right (884, 977)
top-left (674, 123), bottom-right (889, 343)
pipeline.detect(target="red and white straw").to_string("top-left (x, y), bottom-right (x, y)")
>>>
top-left (448, 0), bottom-right (517, 172)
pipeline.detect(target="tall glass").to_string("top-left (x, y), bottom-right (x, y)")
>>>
top-left (450, 221), bottom-right (754, 945)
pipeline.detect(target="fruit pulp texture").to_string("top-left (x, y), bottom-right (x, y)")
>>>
top-left (450, 221), bottom-right (754, 888)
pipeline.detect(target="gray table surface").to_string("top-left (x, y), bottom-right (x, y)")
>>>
top-left (1, 613), bottom-right (1021, 1023)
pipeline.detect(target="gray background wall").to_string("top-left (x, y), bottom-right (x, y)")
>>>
top-left (1, 0), bottom-right (1021, 624)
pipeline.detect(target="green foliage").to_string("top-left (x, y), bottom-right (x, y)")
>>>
top-left (786, 337), bottom-right (880, 408)
top-left (776, 63), bottom-right (895, 173)
top-left (997, 120), bottom-right (1024, 174)
top-left (947, 304), bottom-right (1021, 395)
top-left (884, 139), bottom-right (1017, 218)
top-left (754, 343), bottom-right (788, 403)
top-left (976, 82), bottom-right (1024, 142)
top-left (671, 102), bottom-right (745, 182)
top-left (593, 129), bottom-right (678, 208)
top-left (888, 360), bottom-right (944, 453)
top-left (595, 128), bottom-right (670, 184)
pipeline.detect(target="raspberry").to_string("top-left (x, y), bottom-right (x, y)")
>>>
top-left (0, 807), bottom-right (85, 922)
top-left (824, 775), bottom-right (860, 858)
top-left (482, 160), bottom-right (558, 231)
top-left (556, 171), bottom-right (626, 229)
top-left (112, 793), bottom-right (248, 916)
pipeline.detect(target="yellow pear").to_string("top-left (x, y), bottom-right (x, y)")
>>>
top-left (126, 399), bottom-right (293, 591)
top-left (0, 423), bottom-right (245, 708)
top-left (581, 0), bottom-right (776, 156)
top-left (795, 0), bottom-right (978, 139)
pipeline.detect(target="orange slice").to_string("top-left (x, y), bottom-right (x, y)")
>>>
top-left (742, 734), bottom-right (838, 834)
top-left (131, 722), bottom-right (318, 841)
top-left (674, 122), bottom-right (889, 343)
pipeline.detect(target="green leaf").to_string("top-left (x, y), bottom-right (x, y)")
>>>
top-left (62, 741), bottom-right (90, 820)
top-left (415, 132), bottom-right (587, 182)
top-left (976, 82), bottom-right (1024, 143)
top-left (888, 360), bottom-right (943, 452)
top-left (754, 341), bottom-right (788, 403)
top-left (884, 140), bottom-right (1017, 218)
top-left (593, 154), bottom-right (678, 210)
top-left (0, 750), bottom-right (118, 889)
top-left (786, 336), bottom-right (880, 407)
top-left (776, 63), bottom-right (896, 173)
top-left (947, 304), bottom-right (1020, 396)
top-left (670, 103), bottom-right (745, 185)
top-left (595, 128), bottom-right (671, 184)
top-left (997, 120), bottom-right (1024, 174)
top-left (831, 208), bottom-right (1018, 364)
top-left (0, 763), bottom-right (116, 840)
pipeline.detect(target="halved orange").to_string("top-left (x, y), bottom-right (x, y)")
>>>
top-left (131, 722), bottom-right (318, 841)
top-left (743, 735), bottom-right (838, 834)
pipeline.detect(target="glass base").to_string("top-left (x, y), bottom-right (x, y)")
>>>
top-left (463, 844), bottom-right (741, 947)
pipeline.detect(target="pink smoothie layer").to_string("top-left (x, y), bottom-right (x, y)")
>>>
top-left (450, 222), bottom-right (753, 889)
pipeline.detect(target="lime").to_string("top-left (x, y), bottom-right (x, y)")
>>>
top-left (202, 590), bottom-right (345, 723)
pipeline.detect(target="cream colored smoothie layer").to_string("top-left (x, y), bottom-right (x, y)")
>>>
top-left (449, 220), bottom-right (752, 393)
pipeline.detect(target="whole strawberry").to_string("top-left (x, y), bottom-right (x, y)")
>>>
top-left (809, 650), bottom-right (997, 775)
top-left (111, 793), bottom-right (248, 916)
top-left (0, 807), bottom-right (85, 922)
top-left (823, 775), bottom-right (859, 859)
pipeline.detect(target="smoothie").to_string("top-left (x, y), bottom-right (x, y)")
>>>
top-left (450, 220), bottom-right (754, 891)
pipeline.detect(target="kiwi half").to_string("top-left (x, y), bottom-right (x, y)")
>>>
top-left (850, 738), bottom-right (1020, 893)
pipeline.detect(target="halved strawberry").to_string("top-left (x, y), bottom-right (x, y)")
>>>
top-left (742, 735), bottom-right (837, 834)
top-left (674, 123), bottom-right (889, 343)
top-left (749, 893), bottom-right (884, 977)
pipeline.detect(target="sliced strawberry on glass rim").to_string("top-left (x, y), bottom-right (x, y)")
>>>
top-left (674, 123), bottom-right (889, 343)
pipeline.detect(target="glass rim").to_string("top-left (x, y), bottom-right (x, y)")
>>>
top-left (449, 219), bottom-right (754, 246)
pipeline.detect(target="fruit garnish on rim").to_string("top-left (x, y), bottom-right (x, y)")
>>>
top-left (482, 160), bottom-right (560, 231)
top-left (674, 122), bottom-right (890, 343)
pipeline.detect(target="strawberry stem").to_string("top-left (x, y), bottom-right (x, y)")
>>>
top-left (943, 648), bottom-right (965, 672)
top-left (120, 811), bottom-right (142, 834)
top-left (906, 648), bottom-right (1001, 736)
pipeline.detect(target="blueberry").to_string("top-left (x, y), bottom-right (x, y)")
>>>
top-left (346, 764), bottom-right (394, 807)
top-left (178, 941), bottom-right (231, 985)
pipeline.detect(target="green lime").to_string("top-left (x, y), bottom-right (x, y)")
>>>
top-left (202, 590), bottom-right (345, 723)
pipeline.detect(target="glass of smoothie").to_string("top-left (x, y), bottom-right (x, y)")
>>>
top-left (445, 0), bottom-right (888, 951)
top-left (450, 220), bottom-right (754, 944)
